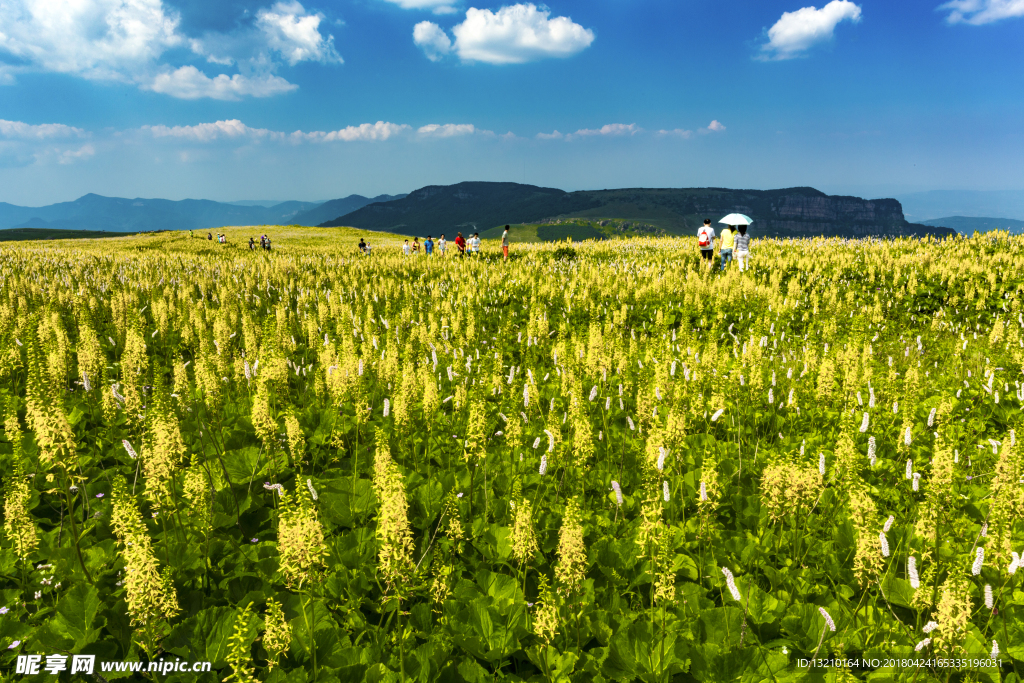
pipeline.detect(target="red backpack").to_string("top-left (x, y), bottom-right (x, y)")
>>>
top-left (698, 228), bottom-right (711, 248)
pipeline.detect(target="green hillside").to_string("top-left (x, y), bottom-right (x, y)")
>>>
top-left (327, 182), bottom-right (955, 240)
top-left (0, 227), bottom-right (144, 242)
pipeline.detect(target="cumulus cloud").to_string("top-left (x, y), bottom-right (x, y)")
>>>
top-left (383, 0), bottom-right (458, 14)
top-left (699, 120), bottom-right (726, 134)
top-left (143, 119), bottom-right (275, 142)
top-left (760, 1), bottom-right (862, 60)
top-left (143, 119), bottom-right (412, 143)
top-left (0, 0), bottom-right (339, 98)
top-left (572, 123), bottom-right (639, 137)
top-left (57, 144), bottom-right (96, 164)
top-left (657, 128), bottom-right (693, 138)
top-left (413, 21), bottom-right (453, 61)
top-left (939, 0), bottom-right (1024, 24)
top-left (0, 119), bottom-right (87, 140)
top-left (415, 3), bottom-right (594, 64)
top-left (304, 122), bottom-right (411, 142)
top-left (255, 1), bottom-right (341, 65)
top-left (0, 0), bottom-right (182, 81)
top-left (148, 66), bottom-right (297, 100)
top-left (417, 123), bottom-right (483, 137)
top-left (536, 123), bottom-right (641, 141)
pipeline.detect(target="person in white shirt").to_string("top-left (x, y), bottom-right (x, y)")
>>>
top-left (697, 219), bottom-right (716, 267)
top-left (469, 233), bottom-right (481, 255)
top-left (402, 239), bottom-right (410, 255)
top-left (438, 234), bottom-right (447, 255)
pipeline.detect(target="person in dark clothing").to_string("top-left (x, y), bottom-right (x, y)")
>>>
top-left (358, 238), bottom-right (366, 253)
top-left (208, 232), bottom-right (213, 241)
top-left (249, 237), bottom-right (255, 250)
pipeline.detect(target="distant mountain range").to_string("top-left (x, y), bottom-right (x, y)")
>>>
top-left (0, 184), bottom-right (959, 240)
top-left (896, 190), bottom-right (1024, 223)
top-left (323, 182), bottom-right (953, 239)
top-left (0, 193), bottom-right (405, 233)
top-left (921, 216), bottom-right (1024, 235)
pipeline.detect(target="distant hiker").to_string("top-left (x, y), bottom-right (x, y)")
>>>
top-left (697, 220), bottom-right (715, 267)
top-left (403, 239), bottom-right (410, 256)
top-left (365, 243), bottom-right (372, 255)
top-left (719, 225), bottom-right (734, 271)
top-left (266, 237), bottom-right (272, 251)
top-left (438, 234), bottom-right (447, 255)
top-left (249, 237), bottom-right (255, 251)
top-left (189, 230), bottom-right (193, 239)
top-left (412, 238), bottom-right (420, 254)
top-left (455, 232), bottom-right (466, 256)
top-left (734, 225), bottom-right (751, 272)
top-left (502, 225), bottom-right (510, 261)
top-left (424, 235), bottom-right (434, 255)
top-left (208, 232), bottom-right (213, 241)
top-left (358, 238), bottom-right (366, 253)
top-left (469, 232), bottom-right (481, 256)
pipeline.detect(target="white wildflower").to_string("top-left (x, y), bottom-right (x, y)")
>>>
top-left (972, 546), bottom-right (984, 575)
top-left (720, 567), bottom-right (742, 601)
top-left (611, 481), bottom-right (623, 507)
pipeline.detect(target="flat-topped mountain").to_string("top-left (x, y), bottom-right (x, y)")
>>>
top-left (321, 182), bottom-right (953, 239)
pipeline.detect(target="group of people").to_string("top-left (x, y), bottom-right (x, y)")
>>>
top-left (697, 219), bottom-right (751, 271)
top-left (248, 235), bottom-right (272, 251)
top-left (393, 226), bottom-right (512, 261)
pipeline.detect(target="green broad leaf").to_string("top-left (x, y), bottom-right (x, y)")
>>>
top-left (456, 658), bottom-right (491, 683)
top-left (164, 606), bottom-right (237, 667)
top-left (735, 578), bottom-right (782, 625)
top-left (52, 583), bottom-right (104, 651)
top-left (880, 575), bottom-right (915, 610)
top-left (221, 445), bottom-right (264, 485)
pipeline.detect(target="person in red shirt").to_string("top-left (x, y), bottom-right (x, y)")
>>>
top-left (455, 232), bottom-right (466, 256)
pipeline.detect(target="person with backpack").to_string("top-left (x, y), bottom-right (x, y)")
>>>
top-left (719, 224), bottom-right (735, 271)
top-left (697, 219), bottom-right (716, 266)
top-left (734, 225), bottom-right (751, 272)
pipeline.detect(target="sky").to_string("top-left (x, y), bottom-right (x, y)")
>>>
top-left (1, 0), bottom-right (1023, 206)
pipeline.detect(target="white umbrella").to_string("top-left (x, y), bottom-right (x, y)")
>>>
top-left (719, 213), bottom-right (753, 226)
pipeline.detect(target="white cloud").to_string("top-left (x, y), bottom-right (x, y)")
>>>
top-left (143, 119), bottom-right (411, 143)
top-left (536, 130), bottom-right (564, 140)
top-left (303, 122), bottom-right (411, 142)
top-left (413, 21), bottom-right (453, 61)
top-left (416, 3), bottom-right (594, 64)
top-left (57, 144), bottom-right (96, 164)
top-left (939, 0), bottom-right (1024, 24)
top-left (0, 119), bottom-right (86, 140)
top-left (0, 0), bottom-right (340, 99)
top-left (143, 119), bottom-right (276, 142)
top-left (148, 66), bottom-right (297, 100)
top-left (760, 1), bottom-right (862, 60)
top-left (0, 0), bottom-right (182, 81)
top-left (571, 123), bottom-right (639, 137)
top-left (657, 128), bottom-right (693, 138)
top-left (417, 123), bottom-right (482, 137)
top-left (383, 0), bottom-right (458, 13)
top-left (699, 120), bottom-right (726, 134)
top-left (256, 1), bottom-right (341, 65)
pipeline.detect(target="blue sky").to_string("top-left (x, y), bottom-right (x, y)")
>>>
top-left (1, 0), bottom-right (1023, 205)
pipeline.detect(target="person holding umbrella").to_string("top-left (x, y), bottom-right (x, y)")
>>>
top-left (719, 213), bottom-right (753, 271)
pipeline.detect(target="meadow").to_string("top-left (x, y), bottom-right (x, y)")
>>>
top-left (0, 226), bottom-right (1022, 683)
